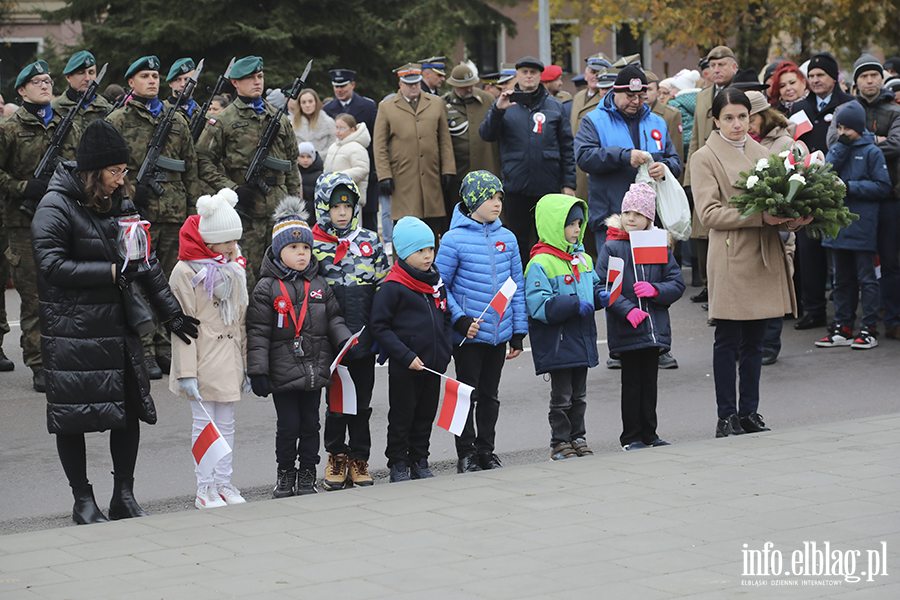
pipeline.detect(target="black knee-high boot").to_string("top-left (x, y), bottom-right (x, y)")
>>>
top-left (71, 483), bottom-right (108, 525)
top-left (108, 472), bottom-right (148, 520)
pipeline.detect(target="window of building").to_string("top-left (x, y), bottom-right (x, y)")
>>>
top-left (467, 26), bottom-right (499, 74)
top-left (614, 22), bottom-right (643, 63)
top-left (0, 38), bottom-right (43, 100)
top-left (551, 21), bottom-right (580, 73)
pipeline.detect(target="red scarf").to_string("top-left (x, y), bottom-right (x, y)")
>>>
top-left (606, 226), bottom-right (629, 241)
top-left (530, 242), bottom-right (581, 282)
top-left (312, 224), bottom-right (350, 263)
top-left (384, 264), bottom-right (445, 310)
top-left (178, 215), bottom-right (245, 266)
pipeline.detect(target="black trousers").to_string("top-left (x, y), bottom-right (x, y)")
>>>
top-left (619, 347), bottom-right (660, 446)
top-left (324, 354), bottom-right (375, 460)
top-left (503, 192), bottom-right (540, 266)
top-left (797, 227), bottom-right (828, 316)
top-left (713, 319), bottom-right (766, 419)
top-left (56, 412), bottom-right (140, 488)
top-left (385, 373), bottom-right (440, 467)
top-left (272, 389), bottom-right (322, 471)
top-left (453, 342), bottom-right (507, 457)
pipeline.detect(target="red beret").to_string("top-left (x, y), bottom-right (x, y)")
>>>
top-left (540, 65), bottom-right (563, 82)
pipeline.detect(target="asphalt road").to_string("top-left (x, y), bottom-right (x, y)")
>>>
top-left (2, 280), bottom-right (898, 534)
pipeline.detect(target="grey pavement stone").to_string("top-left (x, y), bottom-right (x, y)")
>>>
top-left (131, 542), bottom-right (239, 568)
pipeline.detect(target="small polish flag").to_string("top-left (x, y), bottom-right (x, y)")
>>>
top-left (875, 254), bottom-right (882, 279)
top-left (488, 277), bottom-right (518, 320)
top-left (329, 365), bottom-right (357, 415)
top-left (436, 377), bottom-right (473, 436)
top-left (630, 229), bottom-right (668, 264)
top-left (329, 327), bottom-right (364, 374)
top-left (789, 110), bottom-right (813, 139)
top-left (192, 422), bottom-right (231, 477)
top-left (607, 256), bottom-right (625, 304)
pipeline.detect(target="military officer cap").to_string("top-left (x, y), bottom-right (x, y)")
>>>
top-left (586, 54), bottom-right (612, 73)
top-left (571, 74), bottom-right (586, 88)
top-left (166, 58), bottom-right (195, 82)
top-left (480, 72), bottom-right (500, 86)
top-left (497, 64), bottom-right (516, 84)
top-left (448, 64), bottom-right (479, 87)
top-left (597, 73), bottom-right (616, 89)
top-left (644, 70), bottom-right (659, 84)
top-left (419, 56), bottom-right (446, 76)
top-left (613, 54), bottom-right (642, 70)
top-left (515, 56), bottom-right (545, 72)
top-left (393, 63), bottom-right (422, 84)
top-left (125, 55), bottom-right (160, 79)
top-left (329, 69), bottom-right (355, 85)
top-left (230, 56), bottom-right (264, 80)
top-left (63, 51), bottom-right (96, 75)
top-left (698, 57), bottom-right (710, 71)
top-left (15, 60), bottom-right (51, 89)
top-left (707, 46), bottom-right (735, 61)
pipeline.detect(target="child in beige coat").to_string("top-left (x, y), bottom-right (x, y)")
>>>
top-left (169, 188), bottom-right (251, 509)
top-left (323, 113), bottom-right (370, 202)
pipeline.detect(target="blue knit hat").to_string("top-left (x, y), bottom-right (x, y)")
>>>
top-left (459, 170), bottom-right (503, 215)
top-left (393, 217), bottom-right (435, 260)
top-left (836, 101), bottom-right (866, 135)
top-left (272, 196), bottom-right (313, 258)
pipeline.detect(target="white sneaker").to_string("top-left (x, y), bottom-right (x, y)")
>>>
top-left (195, 484), bottom-right (227, 509)
top-left (217, 483), bottom-right (247, 505)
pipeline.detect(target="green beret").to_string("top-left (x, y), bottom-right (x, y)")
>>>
top-left (63, 51), bottom-right (96, 76)
top-left (166, 58), bottom-right (195, 82)
top-left (125, 55), bottom-right (160, 80)
top-left (230, 56), bottom-right (264, 80)
top-left (15, 60), bottom-right (51, 89)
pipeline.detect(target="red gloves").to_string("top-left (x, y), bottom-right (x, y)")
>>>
top-left (634, 281), bottom-right (658, 298)
top-left (626, 308), bottom-right (649, 328)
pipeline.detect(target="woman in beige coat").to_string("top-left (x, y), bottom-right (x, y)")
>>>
top-left (168, 189), bottom-right (250, 510)
top-left (690, 88), bottom-right (812, 438)
top-left (323, 113), bottom-right (370, 203)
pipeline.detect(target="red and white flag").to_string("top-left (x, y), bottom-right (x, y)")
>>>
top-left (488, 277), bottom-right (518, 320)
top-left (436, 377), bottom-right (473, 436)
top-left (630, 229), bottom-right (668, 264)
top-left (329, 365), bottom-right (357, 415)
top-left (192, 421), bottom-right (231, 477)
top-left (789, 110), bottom-right (813, 139)
top-left (607, 256), bottom-right (625, 304)
top-left (329, 327), bottom-right (364, 374)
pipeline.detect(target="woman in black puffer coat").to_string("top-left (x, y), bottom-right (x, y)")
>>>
top-left (31, 120), bottom-right (198, 524)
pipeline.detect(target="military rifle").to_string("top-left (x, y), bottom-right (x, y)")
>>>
top-left (104, 87), bottom-right (132, 118)
top-left (189, 57), bottom-right (234, 142)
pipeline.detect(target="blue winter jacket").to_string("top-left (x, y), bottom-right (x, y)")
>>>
top-left (823, 132), bottom-right (893, 252)
top-left (434, 204), bottom-right (528, 345)
top-left (479, 84), bottom-right (577, 196)
top-left (525, 195), bottom-right (605, 375)
top-left (596, 215), bottom-right (685, 355)
top-left (574, 93), bottom-right (682, 231)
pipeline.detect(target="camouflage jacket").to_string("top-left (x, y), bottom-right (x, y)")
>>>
top-left (107, 99), bottom-right (200, 223)
top-left (51, 90), bottom-right (113, 134)
top-left (312, 172), bottom-right (389, 353)
top-left (0, 107), bottom-right (79, 227)
top-left (196, 97), bottom-right (301, 219)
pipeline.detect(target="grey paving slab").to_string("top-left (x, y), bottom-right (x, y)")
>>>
top-left (1, 413), bottom-right (898, 599)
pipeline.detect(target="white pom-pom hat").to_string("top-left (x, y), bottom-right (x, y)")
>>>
top-left (197, 188), bottom-right (243, 244)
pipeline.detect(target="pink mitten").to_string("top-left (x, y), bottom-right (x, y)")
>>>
top-left (626, 308), bottom-right (649, 328)
top-left (634, 281), bottom-right (658, 298)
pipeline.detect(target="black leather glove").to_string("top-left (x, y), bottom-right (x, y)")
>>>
top-left (23, 178), bottom-right (48, 201)
top-left (133, 184), bottom-right (150, 212)
top-left (250, 375), bottom-right (270, 397)
top-left (115, 260), bottom-right (140, 289)
top-left (441, 174), bottom-right (455, 193)
top-left (837, 134), bottom-right (853, 146)
top-left (235, 186), bottom-right (256, 213)
top-left (379, 178), bottom-right (394, 196)
top-left (510, 333), bottom-right (525, 352)
top-left (165, 314), bottom-right (200, 345)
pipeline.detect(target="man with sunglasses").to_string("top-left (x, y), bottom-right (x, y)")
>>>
top-left (0, 60), bottom-right (80, 391)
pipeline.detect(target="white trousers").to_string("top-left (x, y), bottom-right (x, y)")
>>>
top-left (190, 400), bottom-right (235, 488)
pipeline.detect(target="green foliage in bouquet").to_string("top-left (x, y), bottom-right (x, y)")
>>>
top-left (730, 152), bottom-right (858, 240)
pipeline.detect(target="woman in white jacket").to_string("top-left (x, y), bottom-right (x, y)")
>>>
top-left (291, 89), bottom-right (336, 160)
top-left (323, 113), bottom-right (371, 203)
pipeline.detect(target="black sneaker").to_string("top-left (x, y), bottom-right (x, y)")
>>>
top-left (740, 413), bottom-right (770, 433)
top-left (477, 452), bottom-right (503, 470)
top-left (32, 368), bottom-right (46, 393)
top-left (0, 347), bottom-right (14, 371)
top-left (622, 441), bottom-right (648, 451)
top-left (851, 327), bottom-right (878, 350)
top-left (690, 288), bottom-right (708, 303)
top-left (273, 467), bottom-right (296, 498)
top-left (389, 461), bottom-right (411, 483)
top-left (658, 351), bottom-right (678, 369)
top-left (296, 468), bottom-right (317, 495)
top-left (815, 325), bottom-right (853, 348)
top-left (457, 453), bottom-right (482, 473)
top-left (409, 458), bottom-right (434, 479)
top-left (715, 414), bottom-right (745, 438)
top-left (144, 355), bottom-right (163, 380)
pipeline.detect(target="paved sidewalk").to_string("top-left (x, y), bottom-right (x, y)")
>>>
top-left (1, 414), bottom-right (897, 599)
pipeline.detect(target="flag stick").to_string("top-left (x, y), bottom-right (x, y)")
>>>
top-left (630, 242), bottom-right (643, 312)
top-left (458, 311), bottom-right (487, 347)
top-left (421, 365), bottom-right (449, 379)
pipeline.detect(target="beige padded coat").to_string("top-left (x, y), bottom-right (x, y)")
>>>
top-left (323, 122), bottom-right (371, 203)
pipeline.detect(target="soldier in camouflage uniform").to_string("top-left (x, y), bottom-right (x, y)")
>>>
top-left (107, 55), bottom-right (200, 378)
top-left (50, 51), bottom-right (113, 133)
top-left (196, 56), bottom-right (302, 290)
top-left (163, 58), bottom-right (200, 119)
top-left (0, 60), bottom-right (79, 391)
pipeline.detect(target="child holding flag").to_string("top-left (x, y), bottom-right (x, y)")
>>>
top-left (370, 217), bottom-right (453, 482)
top-left (525, 195), bottom-right (607, 461)
top-left (598, 183), bottom-right (685, 451)
top-left (246, 196), bottom-right (353, 498)
top-left (435, 171), bottom-right (527, 473)
top-left (311, 172), bottom-right (389, 490)
top-left (168, 188), bottom-right (250, 509)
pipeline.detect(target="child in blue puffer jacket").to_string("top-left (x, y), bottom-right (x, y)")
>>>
top-left (435, 171), bottom-right (527, 474)
top-left (597, 183), bottom-right (685, 451)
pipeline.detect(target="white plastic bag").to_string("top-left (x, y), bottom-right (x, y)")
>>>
top-left (635, 159), bottom-right (692, 241)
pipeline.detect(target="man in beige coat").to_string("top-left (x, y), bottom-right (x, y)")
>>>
top-left (374, 63), bottom-right (456, 235)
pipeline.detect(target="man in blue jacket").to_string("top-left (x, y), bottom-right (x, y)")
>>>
top-left (479, 56), bottom-right (576, 266)
top-left (574, 65), bottom-right (682, 253)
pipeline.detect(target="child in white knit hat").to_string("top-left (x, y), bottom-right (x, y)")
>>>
top-left (168, 188), bottom-right (251, 509)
